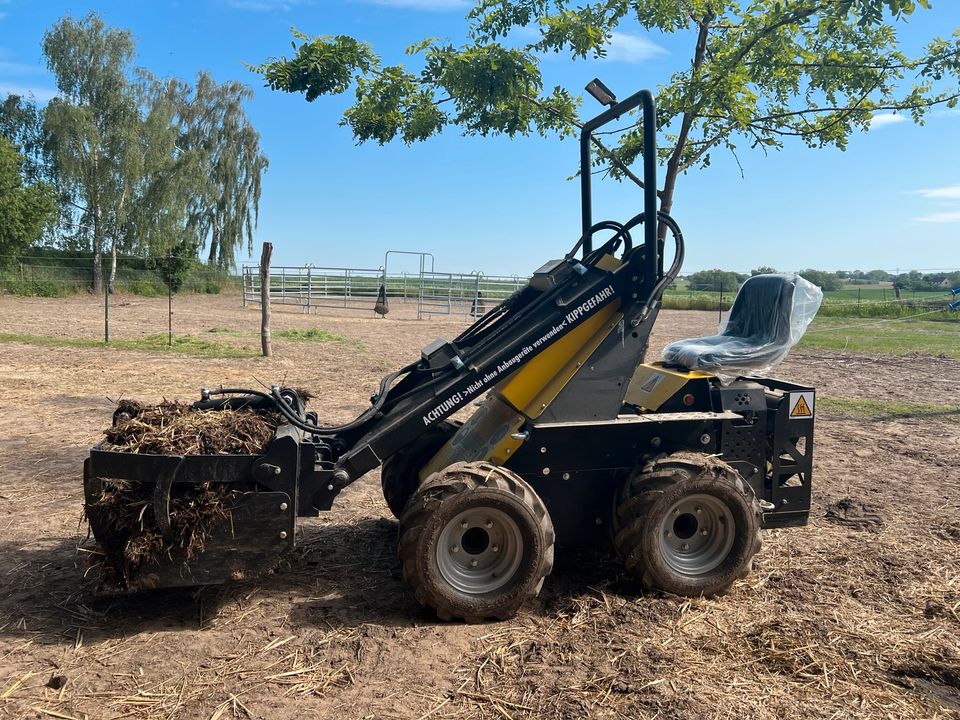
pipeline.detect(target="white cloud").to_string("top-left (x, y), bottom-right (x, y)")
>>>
top-left (0, 82), bottom-right (56, 102)
top-left (914, 211), bottom-right (960, 223)
top-left (603, 32), bottom-right (667, 63)
top-left (363, 0), bottom-right (467, 9)
top-left (915, 185), bottom-right (960, 200)
top-left (869, 112), bottom-right (906, 128)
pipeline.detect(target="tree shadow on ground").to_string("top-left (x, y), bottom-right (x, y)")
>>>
top-left (0, 518), bottom-right (634, 648)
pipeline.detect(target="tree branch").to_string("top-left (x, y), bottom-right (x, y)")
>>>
top-left (667, 13), bottom-right (714, 175)
top-left (702, 90), bottom-right (960, 131)
top-left (726, 4), bottom-right (826, 69)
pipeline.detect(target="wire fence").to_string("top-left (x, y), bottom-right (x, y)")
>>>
top-left (2, 255), bottom-right (236, 297)
top-left (1, 254), bottom-right (238, 343)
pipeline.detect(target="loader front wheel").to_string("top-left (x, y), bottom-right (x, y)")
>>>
top-left (399, 462), bottom-right (554, 622)
top-left (380, 420), bottom-right (461, 519)
top-left (613, 454), bottom-right (762, 597)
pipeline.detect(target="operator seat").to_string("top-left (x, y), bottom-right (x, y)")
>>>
top-left (661, 273), bottom-right (822, 372)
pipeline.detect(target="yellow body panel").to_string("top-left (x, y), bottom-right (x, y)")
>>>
top-left (497, 303), bottom-right (622, 418)
top-left (428, 257), bottom-right (626, 469)
top-left (625, 362), bottom-right (714, 411)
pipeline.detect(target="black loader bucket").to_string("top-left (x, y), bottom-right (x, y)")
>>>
top-left (82, 423), bottom-right (307, 592)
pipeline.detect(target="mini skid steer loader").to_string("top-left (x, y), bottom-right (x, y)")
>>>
top-left (84, 83), bottom-right (821, 621)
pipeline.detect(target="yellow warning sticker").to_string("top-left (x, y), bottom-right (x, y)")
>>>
top-left (789, 391), bottom-right (815, 419)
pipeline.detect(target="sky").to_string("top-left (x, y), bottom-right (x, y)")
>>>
top-left (0, 0), bottom-right (958, 277)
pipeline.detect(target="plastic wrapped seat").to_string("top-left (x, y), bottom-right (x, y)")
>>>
top-left (662, 273), bottom-right (823, 373)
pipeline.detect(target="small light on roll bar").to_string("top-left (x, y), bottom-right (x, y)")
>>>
top-left (585, 78), bottom-right (617, 107)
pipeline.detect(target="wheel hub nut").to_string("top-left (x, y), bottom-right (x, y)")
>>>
top-left (491, 545), bottom-right (500, 553)
top-left (470, 559), bottom-right (479, 567)
top-left (451, 545), bottom-right (460, 553)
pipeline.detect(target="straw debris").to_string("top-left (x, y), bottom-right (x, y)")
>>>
top-left (103, 399), bottom-right (280, 455)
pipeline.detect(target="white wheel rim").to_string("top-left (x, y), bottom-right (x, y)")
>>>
top-left (658, 493), bottom-right (735, 575)
top-left (436, 507), bottom-right (524, 594)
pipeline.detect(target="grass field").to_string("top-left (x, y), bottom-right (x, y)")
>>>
top-left (0, 331), bottom-right (259, 358)
top-left (819, 396), bottom-right (960, 421)
top-left (799, 318), bottom-right (960, 358)
top-left (663, 280), bottom-right (954, 317)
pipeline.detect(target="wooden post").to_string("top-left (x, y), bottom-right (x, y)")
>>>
top-left (167, 252), bottom-right (173, 347)
top-left (260, 242), bottom-right (273, 357)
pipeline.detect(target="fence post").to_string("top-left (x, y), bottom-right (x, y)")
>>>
top-left (103, 257), bottom-right (109, 344)
top-left (306, 265), bottom-right (312, 314)
top-left (718, 282), bottom-right (724, 324)
top-left (473, 273), bottom-right (481, 318)
top-left (260, 243), bottom-right (273, 357)
top-left (417, 266), bottom-right (425, 320)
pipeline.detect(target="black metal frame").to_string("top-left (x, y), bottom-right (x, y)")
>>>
top-left (580, 87), bottom-right (659, 298)
top-left (83, 427), bottom-right (306, 590)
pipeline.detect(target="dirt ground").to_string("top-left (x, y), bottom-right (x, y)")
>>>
top-left (0, 293), bottom-right (957, 720)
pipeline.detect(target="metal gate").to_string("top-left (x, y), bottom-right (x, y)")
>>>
top-left (243, 264), bottom-right (529, 319)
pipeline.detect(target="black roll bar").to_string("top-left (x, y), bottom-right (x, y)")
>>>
top-left (579, 88), bottom-right (658, 291)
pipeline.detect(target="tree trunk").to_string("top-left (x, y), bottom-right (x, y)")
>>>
top-left (109, 188), bottom-right (127, 289)
top-left (260, 242), bottom-right (273, 357)
top-left (92, 247), bottom-right (103, 295)
top-left (208, 225), bottom-right (220, 267)
top-left (109, 236), bottom-right (118, 290)
top-left (656, 161), bottom-right (679, 274)
top-left (659, 164), bottom-right (678, 226)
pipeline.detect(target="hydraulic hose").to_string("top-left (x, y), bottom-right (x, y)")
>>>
top-left (203, 360), bottom-right (417, 438)
top-left (567, 220), bottom-right (631, 261)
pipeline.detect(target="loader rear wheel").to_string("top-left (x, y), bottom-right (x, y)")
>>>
top-left (398, 462), bottom-right (554, 622)
top-left (380, 419), bottom-right (461, 519)
top-left (613, 454), bottom-right (762, 597)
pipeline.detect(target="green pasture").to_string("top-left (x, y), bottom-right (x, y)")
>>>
top-left (0, 332), bottom-right (258, 358)
top-left (663, 281), bottom-right (954, 318)
top-left (798, 318), bottom-right (960, 358)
